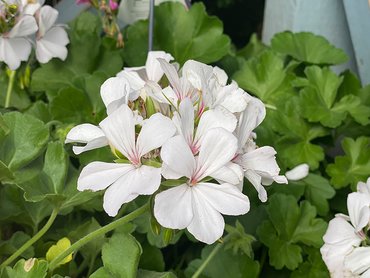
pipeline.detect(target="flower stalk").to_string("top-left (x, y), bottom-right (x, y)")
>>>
top-left (0, 208), bottom-right (59, 268)
top-left (4, 69), bottom-right (16, 108)
top-left (48, 203), bottom-right (150, 271)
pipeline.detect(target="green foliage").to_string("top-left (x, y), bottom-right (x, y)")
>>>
top-left (327, 137), bottom-right (370, 189)
top-left (257, 194), bottom-right (327, 270)
top-left (91, 232), bottom-right (142, 277)
top-left (124, 2), bottom-right (230, 66)
top-left (1, 5), bottom-right (370, 277)
top-left (271, 31), bottom-right (348, 65)
top-left (185, 244), bottom-right (260, 278)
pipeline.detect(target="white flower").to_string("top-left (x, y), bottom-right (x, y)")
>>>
top-left (154, 128), bottom-right (250, 244)
top-left (22, 0), bottom-right (45, 15)
top-left (65, 124), bottom-right (108, 155)
top-left (344, 247), bottom-right (370, 277)
top-left (0, 15), bottom-right (38, 70)
top-left (285, 163), bottom-right (309, 181)
top-left (321, 191), bottom-right (370, 277)
top-left (172, 98), bottom-right (236, 154)
top-left (117, 51), bottom-right (174, 96)
top-left (357, 178), bottom-right (370, 196)
top-left (35, 5), bottom-right (69, 64)
top-left (100, 76), bottom-right (140, 114)
top-left (233, 98), bottom-right (287, 201)
top-left (77, 104), bottom-right (176, 216)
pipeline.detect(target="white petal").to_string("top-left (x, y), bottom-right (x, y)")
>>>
top-left (100, 104), bottom-right (136, 160)
top-left (154, 184), bottom-right (193, 229)
top-left (36, 27), bottom-right (69, 63)
top-left (285, 164), bottom-right (309, 181)
top-left (175, 98), bottom-right (195, 146)
top-left (213, 66), bottom-right (228, 86)
top-left (344, 247), bottom-right (370, 276)
top-left (145, 51), bottom-right (174, 82)
top-left (65, 123), bottom-right (108, 155)
top-left (136, 113), bottom-right (176, 156)
top-left (241, 146), bottom-right (286, 185)
top-left (100, 77), bottom-right (139, 110)
top-left (195, 182), bottom-right (250, 215)
top-left (236, 98), bottom-right (266, 149)
top-left (347, 192), bottom-right (370, 232)
top-left (37, 6), bottom-right (58, 37)
top-left (182, 60), bottom-right (213, 91)
top-left (196, 128), bottom-right (238, 180)
top-left (245, 169), bottom-right (268, 202)
top-left (321, 243), bottom-right (352, 278)
top-left (187, 188), bottom-right (225, 244)
top-left (357, 177), bottom-right (370, 196)
top-left (194, 106), bottom-right (237, 147)
top-left (78, 162), bottom-right (134, 191)
top-left (211, 162), bottom-right (243, 185)
top-left (103, 165), bottom-right (161, 216)
top-left (8, 16), bottom-right (38, 37)
top-left (160, 135), bottom-right (196, 179)
top-left (116, 70), bottom-right (145, 90)
top-left (0, 37), bottom-right (32, 70)
top-left (323, 217), bottom-right (362, 247)
top-left (158, 58), bottom-right (182, 98)
top-left (218, 83), bottom-right (250, 113)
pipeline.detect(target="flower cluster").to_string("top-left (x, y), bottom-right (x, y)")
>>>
top-left (66, 51), bottom-right (287, 244)
top-left (321, 178), bottom-right (370, 277)
top-left (0, 0), bottom-right (69, 70)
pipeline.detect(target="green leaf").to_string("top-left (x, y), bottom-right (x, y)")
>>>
top-left (237, 33), bottom-right (266, 59)
top-left (0, 112), bottom-right (49, 171)
top-left (271, 31), bottom-right (348, 65)
top-left (224, 221), bottom-right (255, 257)
top-left (137, 270), bottom-right (177, 278)
top-left (296, 66), bottom-right (370, 127)
top-left (0, 113), bottom-right (10, 138)
top-left (263, 99), bottom-right (328, 169)
top-left (124, 2), bottom-right (230, 66)
top-left (0, 231), bottom-right (34, 258)
top-left (50, 87), bottom-right (94, 124)
top-left (16, 141), bottom-right (69, 203)
top-left (257, 194), bottom-right (327, 270)
top-left (46, 238), bottom-right (73, 265)
top-left (1, 259), bottom-right (48, 278)
top-left (327, 137), bottom-right (370, 189)
top-left (139, 242), bottom-right (165, 272)
top-left (100, 232), bottom-right (142, 277)
top-left (291, 247), bottom-right (329, 278)
top-left (24, 101), bottom-right (52, 124)
top-left (302, 174), bottom-right (335, 216)
top-left (185, 245), bottom-right (259, 278)
top-left (233, 50), bottom-right (288, 104)
top-left (68, 218), bottom-right (105, 261)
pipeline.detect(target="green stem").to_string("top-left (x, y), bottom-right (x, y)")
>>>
top-left (192, 240), bottom-right (224, 278)
top-left (0, 208), bottom-right (59, 268)
top-left (48, 203), bottom-right (149, 271)
top-left (4, 70), bottom-right (16, 108)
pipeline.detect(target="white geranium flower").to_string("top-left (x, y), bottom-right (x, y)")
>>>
top-left (172, 98), bottom-right (236, 154)
top-left (357, 177), bottom-right (370, 196)
top-left (344, 247), bottom-right (370, 277)
top-left (0, 15), bottom-right (38, 70)
top-left (77, 104), bottom-right (176, 216)
top-left (232, 98), bottom-right (287, 201)
top-left (117, 51), bottom-right (174, 96)
top-left (285, 163), bottom-right (309, 181)
top-left (154, 128), bottom-right (250, 244)
top-left (100, 76), bottom-right (140, 114)
top-left (35, 5), bottom-right (69, 64)
top-left (22, 0), bottom-right (44, 15)
top-left (321, 190), bottom-right (370, 277)
top-left (65, 124), bottom-right (108, 155)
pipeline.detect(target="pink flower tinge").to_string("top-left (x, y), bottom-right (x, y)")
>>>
top-left (109, 0), bottom-right (119, 11)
